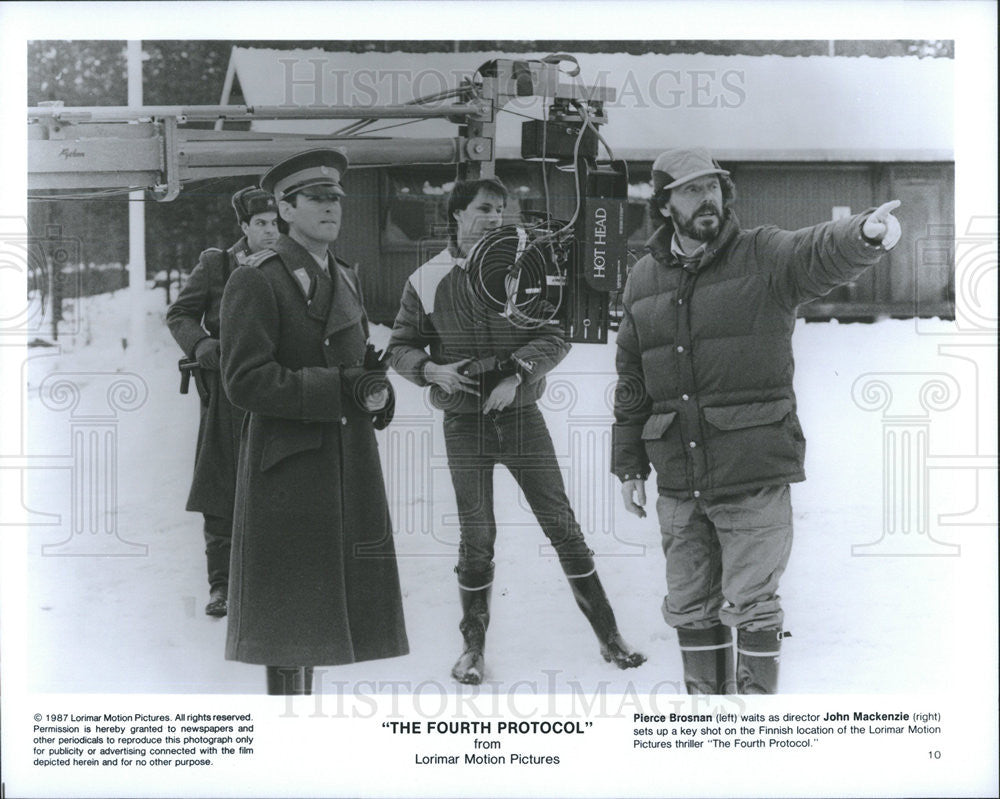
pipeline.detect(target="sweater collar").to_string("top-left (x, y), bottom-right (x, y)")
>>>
top-left (447, 243), bottom-right (468, 269)
top-left (670, 234), bottom-right (707, 267)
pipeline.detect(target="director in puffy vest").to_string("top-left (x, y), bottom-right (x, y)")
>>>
top-left (613, 147), bottom-right (901, 694)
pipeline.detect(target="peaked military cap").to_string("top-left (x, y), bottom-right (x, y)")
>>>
top-left (231, 186), bottom-right (278, 225)
top-left (652, 147), bottom-right (729, 193)
top-left (261, 148), bottom-right (349, 202)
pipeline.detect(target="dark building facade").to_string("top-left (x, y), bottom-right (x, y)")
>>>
top-left (335, 159), bottom-right (954, 325)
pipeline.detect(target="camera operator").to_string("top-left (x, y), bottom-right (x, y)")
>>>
top-left (167, 186), bottom-right (278, 617)
top-left (387, 178), bottom-right (645, 685)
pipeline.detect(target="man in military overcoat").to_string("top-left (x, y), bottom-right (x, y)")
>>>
top-left (167, 186), bottom-right (278, 617)
top-left (220, 149), bottom-right (408, 695)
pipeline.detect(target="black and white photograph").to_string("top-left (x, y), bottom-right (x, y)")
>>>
top-left (1, 2), bottom-right (997, 797)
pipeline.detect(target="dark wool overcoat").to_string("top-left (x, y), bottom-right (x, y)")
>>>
top-left (166, 239), bottom-right (250, 518)
top-left (219, 234), bottom-right (408, 666)
top-left (613, 211), bottom-right (888, 499)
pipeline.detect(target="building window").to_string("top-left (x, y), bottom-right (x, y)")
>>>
top-left (380, 165), bottom-right (538, 250)
top-left (379, 163), bottom-right (656, 255)
top-left (381, 168), bottom-right (453, 247)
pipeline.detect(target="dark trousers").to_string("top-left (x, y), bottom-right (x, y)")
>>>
top-left (443, 404), bottom-right (594, 580)
top-left (203, 513), bottom-right (232, 592)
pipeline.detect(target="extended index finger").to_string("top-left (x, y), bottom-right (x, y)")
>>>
top-left (872, 199), bottom-right (901, 219)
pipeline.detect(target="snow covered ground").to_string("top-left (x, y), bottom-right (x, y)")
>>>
top-left (14, 286), bottom-right (998, 696)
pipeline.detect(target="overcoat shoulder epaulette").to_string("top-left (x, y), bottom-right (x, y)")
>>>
top-left (241, 248), bottom-right (278, 268)
top-left (195, 246), bottom-right (226, 267)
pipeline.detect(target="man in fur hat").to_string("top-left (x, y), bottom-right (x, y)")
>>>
top-left (167, 186), bottom-right (278, 617)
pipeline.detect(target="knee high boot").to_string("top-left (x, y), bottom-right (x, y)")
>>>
top-left (265, 665), bottom-right (312, 695)
top-left (451, 574), bottom-right (492, 685)
top-left (677, 625), bottom-right (735, 694)
top-left (736, 628), bottom-right (790, 694)
top-left (203, 515), bottom-right (232, 617)
top-left (567, 571), bottom-right (646, 669)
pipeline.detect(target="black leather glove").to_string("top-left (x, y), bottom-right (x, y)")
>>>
top-left (344, 345), bottom-right (392, 411)
top-left (194, 338), bottom-right (221, 371)
top-left (363, 344), bottom-right (389, 376)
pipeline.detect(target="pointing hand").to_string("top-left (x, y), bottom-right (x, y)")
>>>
top-left (862, 200), bottom-right (902, 250)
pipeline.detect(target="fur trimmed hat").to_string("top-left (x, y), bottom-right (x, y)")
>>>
top-left (231, 186), bottom-right (277, 225)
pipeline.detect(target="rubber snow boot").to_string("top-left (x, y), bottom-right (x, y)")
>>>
top-left (568, 571), bottom-right (646, 669)
top-left (203, 515), bottom-right (231, 606)
top-left (205, 585), bottom-right (228, 618)
top-left (451, 574), bottom-right (492, 685)
top-left (677, 625), bottom-right (735, 694)
top-left (265, 665), bottom-right (310, 695)
top-left (736, 628), bottom-right (790, 694)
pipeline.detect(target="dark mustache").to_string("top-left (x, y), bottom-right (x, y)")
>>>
top-left (696, 203), bottom-right (721, 216)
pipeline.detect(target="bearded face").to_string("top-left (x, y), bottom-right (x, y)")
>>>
top-left (670, 199), bottom-right (723, 241)
top-left (664, 176), bottom-right (725, 242)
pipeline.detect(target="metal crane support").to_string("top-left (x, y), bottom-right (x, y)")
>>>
top-left (28, 57), bottom-right (615, 201)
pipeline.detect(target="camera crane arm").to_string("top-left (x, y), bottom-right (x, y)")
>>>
top-left (28, 55), bottom-right (626, 344)
top-left (27, 56), bottom-right (614, 201)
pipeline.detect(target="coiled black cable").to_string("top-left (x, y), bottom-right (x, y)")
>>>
top-left (465, 221), bottom-right (571, 329)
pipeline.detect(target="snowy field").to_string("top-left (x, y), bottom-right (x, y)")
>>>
top-left (15, 286), bottom-right (998, 696)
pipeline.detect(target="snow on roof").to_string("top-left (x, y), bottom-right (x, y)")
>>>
top-left (229, 47), bottom-right (953, 162)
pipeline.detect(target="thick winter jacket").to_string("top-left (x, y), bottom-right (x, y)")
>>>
top-left (220, 234), bottom-right (408, 666)
top-left (386, 247), bottom-right (569, 414)
top-left (612, 211), bottom-right (889, 498)
top-left (166, 238), bottom-right (249, 517)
